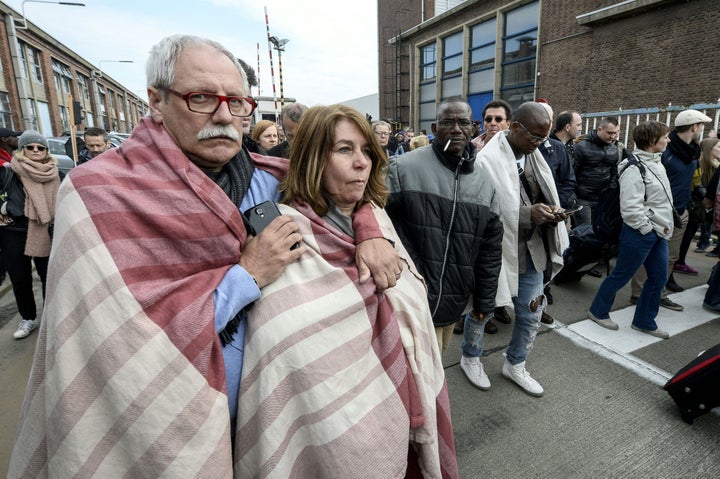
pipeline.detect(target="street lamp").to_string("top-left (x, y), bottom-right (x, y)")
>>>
top-left (268, 35), bottom-right (290, 109)
top-left (16, 0), bottom-right (86, 29)
top-left (92, 60), bottom-right (133, 132)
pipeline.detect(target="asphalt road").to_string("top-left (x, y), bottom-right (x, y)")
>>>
top-left (1, 248), bottom-right (719, 477)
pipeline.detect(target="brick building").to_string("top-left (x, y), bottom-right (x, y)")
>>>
top-left (0, 1), bottom-right (147, 135)
top-left (378, 0), bottom-right (719, 134)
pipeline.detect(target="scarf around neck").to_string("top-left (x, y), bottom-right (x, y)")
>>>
top-left (10, 152), bottom-right (60, 256)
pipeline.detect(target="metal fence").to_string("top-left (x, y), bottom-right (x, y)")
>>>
top-left (582, 100), bottom-right (720, 148)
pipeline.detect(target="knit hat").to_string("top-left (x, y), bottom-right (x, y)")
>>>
top-left (674, 110), bottom-right (711, 128)
top-left (17, 130), bottom-right (48, 149)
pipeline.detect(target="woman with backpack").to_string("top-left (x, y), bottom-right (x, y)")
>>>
top-left (588, 121), bottom-right (675, 339)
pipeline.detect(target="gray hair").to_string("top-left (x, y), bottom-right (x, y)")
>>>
top-left (372, 120), bottom-right (391, 131)
top-left (146, 34), bottom-right (248, 99)
top-left (281, 103), bottom-right (308, 124)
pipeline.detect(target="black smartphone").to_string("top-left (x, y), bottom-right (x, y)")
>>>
top-left (243, 200), bottom-right (282, 236)
top-left (243, 201), bottom-right (300, 249)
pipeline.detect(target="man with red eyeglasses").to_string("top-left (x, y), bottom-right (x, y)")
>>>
top-left (10, 34), bottom-right (399, 477)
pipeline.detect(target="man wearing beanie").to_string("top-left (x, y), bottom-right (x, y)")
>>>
top-left (630, 109), bottom-right (712, 309)
top-left (0, 127), bottom-right (22, 167)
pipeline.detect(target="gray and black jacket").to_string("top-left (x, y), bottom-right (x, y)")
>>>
top-left (385, 140), bottom-right (503, 327)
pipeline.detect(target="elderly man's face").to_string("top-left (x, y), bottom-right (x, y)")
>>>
top-left (282, 116), bottom-right (300, 145)
top-left (148, 43), bottom-right (245, 171)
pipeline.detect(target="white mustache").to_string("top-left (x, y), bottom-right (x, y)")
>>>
top-left (197, 125), bottom-right (241, 141)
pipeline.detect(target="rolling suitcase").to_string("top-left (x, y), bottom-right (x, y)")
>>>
top-left (663, 343), bottom-right (720, 424)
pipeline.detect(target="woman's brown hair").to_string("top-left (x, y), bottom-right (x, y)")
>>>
top-left (280, 104), bottom-right (388, 216)
top-left (632, 121), bottom-right (670, 151)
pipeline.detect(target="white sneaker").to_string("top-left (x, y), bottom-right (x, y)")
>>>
top-left (460, 355), bottom-right (490, 390)
top-left (13, 319), bottom-right (37, 339)
top-left (502, 359), bottom-right (544, 397)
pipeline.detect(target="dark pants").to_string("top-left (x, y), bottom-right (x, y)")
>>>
top-left (0, 228), bottom-right (48, 320)
top-left (705, 263), bottom-right (720, 309)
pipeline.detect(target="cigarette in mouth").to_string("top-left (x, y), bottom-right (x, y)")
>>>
top-left (444, 139), bottom-right (451, 152)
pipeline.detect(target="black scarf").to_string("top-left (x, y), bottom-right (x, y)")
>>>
top-left (667, 130), bottom-right (701, 164)
top-left (204, 147), bottom-right (255, 346)
top-left (205, 147), bottom-right (255, 208)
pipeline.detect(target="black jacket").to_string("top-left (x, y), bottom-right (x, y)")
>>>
top-left (573, 131), bottom-right (628, 201)
top-left (539, 137), bottom-right (577, 208)
top-left (386, 140), bottom-right (503, 326)
top-left (266, 140), bottom-right (288, 158)
top-left (0, 167), bottom-right (29, 231)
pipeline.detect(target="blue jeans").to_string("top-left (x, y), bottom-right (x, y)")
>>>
top-left (462, 252), bottom-right (545, 364)
top-left (590, 224), bottom-right (668, 331)
top-left (506, 253), bottom-right (545, 365)
top-left (461, 311), bottom-right (491, 358)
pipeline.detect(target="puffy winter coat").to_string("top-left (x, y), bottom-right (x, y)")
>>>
top-left (386, 141), bottom-right (503, 327)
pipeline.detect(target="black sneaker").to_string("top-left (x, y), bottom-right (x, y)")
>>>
top-left (666, 276), bottom-right (685, 293)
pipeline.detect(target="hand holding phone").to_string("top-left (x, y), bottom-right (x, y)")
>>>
top-left (243, 200), bottom-right (300, 250)
top-left (243, 200), bottom-right (283, 236)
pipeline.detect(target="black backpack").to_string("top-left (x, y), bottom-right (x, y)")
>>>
top-left (593, 156), bottom-right (646, 244)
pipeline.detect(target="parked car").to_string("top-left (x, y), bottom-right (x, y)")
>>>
top-left (46, 137), bottom-right (75, 176)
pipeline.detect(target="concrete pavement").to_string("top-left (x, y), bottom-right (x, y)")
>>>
top-left (1, 248), bottom-right (719, 477)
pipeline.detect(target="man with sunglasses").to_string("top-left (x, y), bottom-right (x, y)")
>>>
top-left (10, 34), bottom-right (398, 477)
top-left (386, 97), bottom-right (503, 392)
top-left (476, 102), bottom-right (569, 397)
top-left (471, 99), bottom-right (512, 151)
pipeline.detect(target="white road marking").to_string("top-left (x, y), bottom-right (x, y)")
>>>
top-left (547, 285), bottom-right (720, 416)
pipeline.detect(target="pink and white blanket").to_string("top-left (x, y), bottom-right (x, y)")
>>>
top-left (235, 200), bottom-right (458, 478)
top-left (8, 117), bottom-right (285, 478)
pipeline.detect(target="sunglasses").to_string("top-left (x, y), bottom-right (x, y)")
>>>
top-left (24, 145), bottom-right (47, 152)
top-left (484, 115), bottom-right (506, 123)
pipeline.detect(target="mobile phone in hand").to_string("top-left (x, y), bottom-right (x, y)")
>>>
top-left (243, 200), bottom-right (300, 249)
top-left (554, 205), bottom-right (583, 218)
top-left (243, 200), bottom-right (282, 236)
top-left (562, 205), bottom-right (583, 215)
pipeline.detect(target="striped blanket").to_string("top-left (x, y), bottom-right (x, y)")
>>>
top-left (235, 200), bottom-right (458, 478)
top-left (8, 117), bottom-right (285, 478)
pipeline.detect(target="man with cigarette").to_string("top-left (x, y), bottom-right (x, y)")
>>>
top-left (385, 97), bottom-right (503, 388)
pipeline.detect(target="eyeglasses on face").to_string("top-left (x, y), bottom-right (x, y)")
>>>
top-left (516, 121), bottom-right (548, 144)
top-left (484, 115), bottom-right (506, 124)
top-left (437, 118), bottom-right (473, 129)
top-left (162, 87), bottom-right (258, 118)
top-left (374, 131), bottom-right (390, 137)
top-left (24, 144), bottom-right (47, 152)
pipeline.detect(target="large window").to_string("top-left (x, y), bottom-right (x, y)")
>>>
top-left (441, 31), bottom-right (463, 98)
top-left (419, 43), bottom-right (437, 134)
top-left (468, 18), bottom-right (496, 94)
top-left (501, 1), bottom-right (538, 108)
top-left (77, 73), bottom-right (90, 101)
top-left (22, 44), bottom-right (44, 84)
top-left (53, 60), bottom-right (72, 103)
top-left (0, 92), bottom-right (14, 129)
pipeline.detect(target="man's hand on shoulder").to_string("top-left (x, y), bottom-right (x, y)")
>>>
top-left (356, 238), bottom-right (402, 291)
top-left (239, 216), bottom-right (304, 288)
